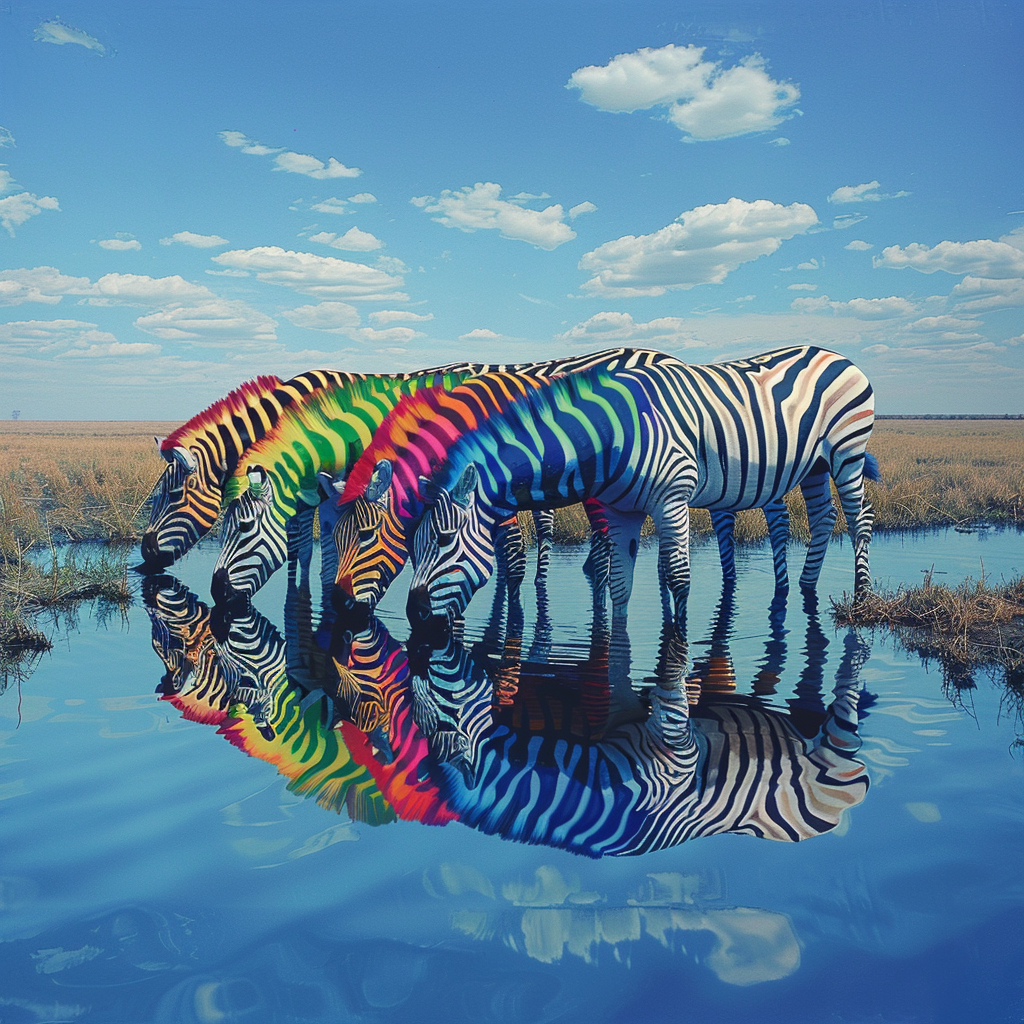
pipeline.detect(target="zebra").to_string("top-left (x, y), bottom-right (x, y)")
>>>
top-left (400, 346), bottom-right (879, 628)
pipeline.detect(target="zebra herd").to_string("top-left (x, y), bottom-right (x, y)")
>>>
top-left (141, 345), bottom-right (879, 631)
top-left (138, 344), bottom-right (878, 855)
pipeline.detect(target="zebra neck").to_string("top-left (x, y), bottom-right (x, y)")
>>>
top-left (230, 370), bottom-right (481, 513)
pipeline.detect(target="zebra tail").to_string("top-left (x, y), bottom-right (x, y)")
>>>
top-left (863, 452), bottom-right (881, 482)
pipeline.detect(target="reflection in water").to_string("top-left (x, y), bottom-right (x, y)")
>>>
top-left (143, 570), bottom-right (870, 861)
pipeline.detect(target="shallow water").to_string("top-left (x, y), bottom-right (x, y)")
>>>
top-left (1, 529), bottom-right (1022, 1024)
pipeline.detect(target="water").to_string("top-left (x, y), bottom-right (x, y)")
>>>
top-left (1, 530), bottom-right (1022, 1024)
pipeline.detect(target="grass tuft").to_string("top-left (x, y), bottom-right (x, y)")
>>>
top-left (831, 570), bottom-right (1024, 696)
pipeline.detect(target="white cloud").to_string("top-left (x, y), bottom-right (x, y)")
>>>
top-left (874, 239), bottom-right (1024, 278)
top-left (0, 127), bottom-right (14, 148)
top-left (273, 151), bottom-right (360, 179)
top-left (34, 20), bottom-right (105, 54)
top-left (374, 255), bottom-right (409, 275)
top-left (0, 192), bottom-right (60, 236)
top-left (219, 131), bottom-right (361, 178)
top-left (567, 44), bottom-right (800, 141)
top-left (569, 201), bottom-right (598, 221)
top-left (828, 181), bottom-right (910, 204)
top-left (557, 311), bottom-right (708, 349)
top-left (134, 300), bottom-right (278, 344)
top-left (1000, 226), bottom-right (1024, 251)
top-left (351, 326), bottom-right (424, 344)
top-left (217, 130), bottom-right (283, 156)
top-left (832, 214), bottom-right (867, 230)
top-left (84, 273), bottom-right (216, 307)
top-left (309, 226), bottom-right (383, 251)
top-left (796, 258), bottom-right (819, 270)
top-left (280, 301), bottom-right (361, 332)
top-left (0, 267), bottom-right (214, 307)
top-left (205, 268), bottom-right (249, 278)
top-left (160, 231), bottom-right (229, 248)
top-left (412, 182), bottom-right (577, 250)
top-left (791, 294), bottom-right (919, 319)
top-left (348, 193), bottom-right (377, 204)
top-left (63, 341), bottom-right (161, 358)
top-left (0, 319), bottom-right (117, 355)
top-left (845, 239), bottom-right (873, 251)
top-left (578, 197), bottom-right (817, 297)
top-left (949, 275), bottom-right (1024, 311)
top-left (459, 328), bottom-right (501, 341)
top-left (904, 315), bottom-right (982, 334)
top-left (788, 283), bottom-right (817, 291)
top-left (769, 137), bottom-right (790, 146)
top-left (211, 246), bottom-right (406, 300)
top-left (310, 197), bottom-right (350, 215)
top-left (98, 237), bottom-right (141, 251)
top-left (368, 309), bottom-right (433, 325)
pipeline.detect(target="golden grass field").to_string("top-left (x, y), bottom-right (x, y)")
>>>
top-left (1, 418), bottom-right (1022, 551)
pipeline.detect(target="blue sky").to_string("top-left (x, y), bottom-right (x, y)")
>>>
top-left (1, 1), bottom-right (1022, 418)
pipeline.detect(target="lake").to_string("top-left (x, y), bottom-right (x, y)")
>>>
top-left (1, 528), bottom-right (1022, 1024)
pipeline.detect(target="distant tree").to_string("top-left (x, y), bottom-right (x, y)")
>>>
top-left (11, 410), bottom-right (20, 420)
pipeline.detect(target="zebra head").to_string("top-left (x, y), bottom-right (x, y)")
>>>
top-left (141, 439), bottom-right (223, 568)
top-left (332, 459), bottom-right (408, 616)
top-left (408, 463), bottom-right (496, 626)
top-left (212, 465), bottom-right (287, 607)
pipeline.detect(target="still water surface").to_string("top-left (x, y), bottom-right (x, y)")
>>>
top-left (2, 530), bottom-right (1022, 1024)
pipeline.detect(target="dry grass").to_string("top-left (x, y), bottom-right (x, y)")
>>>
top-left (0, 421), bottom-right (177, 550)
top-left (832, 570), bottom-right (1024, 697)
top-left (1, 419), bottom-right (1021, 550)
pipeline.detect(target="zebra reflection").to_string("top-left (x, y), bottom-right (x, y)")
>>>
top-left (405, 599), bottom-right (869, 857)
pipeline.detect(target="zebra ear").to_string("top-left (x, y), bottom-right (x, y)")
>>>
top-left (365, 460), bottom-right (393, 504)
top-left (417, 474), bottom-right (440, 504)
top-left (170, 446), bottom-right (197, 473)
top-left (317, 470), bottom-right (346, 498)
top-left (246, 464), bottom-right (268, 495)
top-left (450, 463), bottom-right (478, 508)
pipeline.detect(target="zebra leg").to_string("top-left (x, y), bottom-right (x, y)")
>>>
top-left (653, 498), bottom-right (692, 626)
top-left (710, 510), bottom-right (737, 584)
top-left (764, 499), bottom-right (790, 590)
top-left (798, 469), bottom-right (837, 590)
top-left (532, 510), bottom-right (553, 588)
top-left (286, 501), bottom-right (316, 587)
top-left (601, 509), bottom-right (647, 624)
top-left (500, 515), bottom-right (527, 608)
top-left (581, 498), bottom-right (611, 608)
top-left (833, 456), bottom-right (875, 599)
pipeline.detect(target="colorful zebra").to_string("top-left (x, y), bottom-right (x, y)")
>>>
top-left (399, 346), bottom-right (878, 626)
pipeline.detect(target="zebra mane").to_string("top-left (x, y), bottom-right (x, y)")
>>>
top-left (162, 375), bottom-right (284, 451)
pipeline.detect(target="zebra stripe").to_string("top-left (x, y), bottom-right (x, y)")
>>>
top-left (143, 574), bottom-right (397, 824)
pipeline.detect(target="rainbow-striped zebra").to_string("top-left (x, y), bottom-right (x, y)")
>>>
top-left (333, 346), bottom-right (878, 627)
